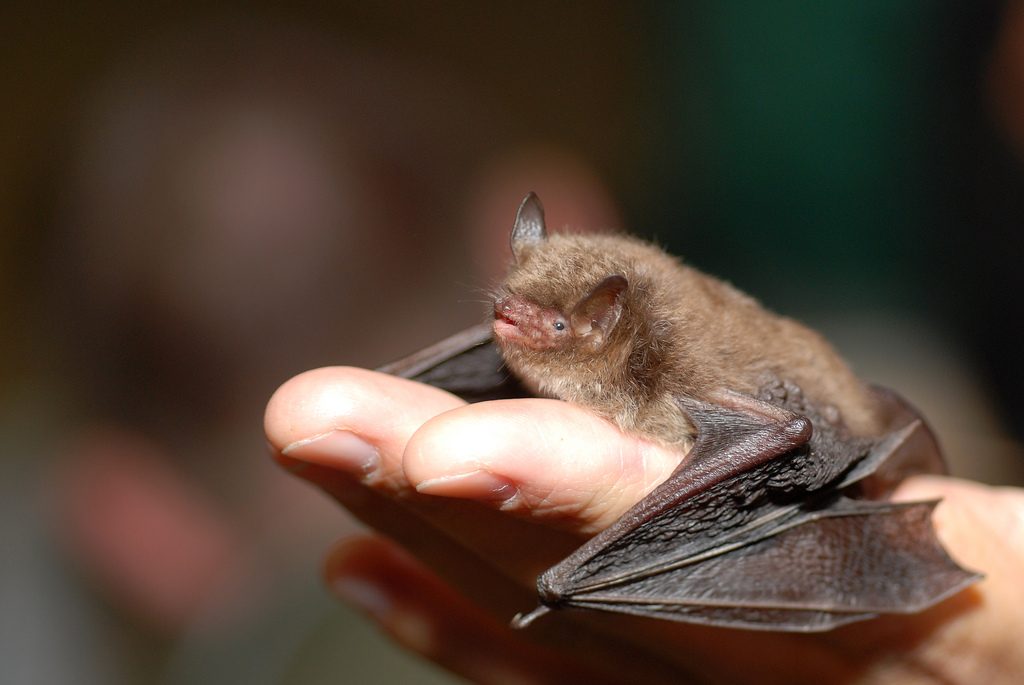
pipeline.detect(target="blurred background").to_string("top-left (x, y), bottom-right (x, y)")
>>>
top-left (3, 1), bottom-right (1024, 683)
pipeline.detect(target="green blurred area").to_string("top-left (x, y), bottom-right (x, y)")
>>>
top-left (642, 1), bottom-right (939, 312)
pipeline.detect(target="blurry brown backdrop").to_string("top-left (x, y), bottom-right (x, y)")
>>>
top-left (3, 2), bottom-right (1024, 684)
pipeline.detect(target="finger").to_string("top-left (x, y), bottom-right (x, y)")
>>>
top-left (264, 366), bottom-right (465, 493)
top-left (266, 366), bottom-right (583, 597)
top-left (325, 534), bottom-right (615, 685)
top-left (404, 398), bottom-right (685, 533)
top-left (891, 475), bottom-right (1024, 571)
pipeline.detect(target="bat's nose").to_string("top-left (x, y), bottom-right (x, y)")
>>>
top-left (493, 296), bottom-right (519, 324)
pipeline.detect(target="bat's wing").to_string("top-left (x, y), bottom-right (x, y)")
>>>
top-left (378, 323), bottom-right (531, 402)
top-left (513, 395), bottom-right (980, 632)
top-left (853, 385), bottom-right (947, 498)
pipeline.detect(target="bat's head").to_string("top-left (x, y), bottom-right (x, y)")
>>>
top-left (491, 193), bottom-right (703, 442)
top-left (494, 192), bottom-right (630, 349)
top-left (492, 193), bottom-right (640, 391)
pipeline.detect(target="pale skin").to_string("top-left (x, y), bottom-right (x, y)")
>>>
top-left (265, 367), bottom-right (1024, 685)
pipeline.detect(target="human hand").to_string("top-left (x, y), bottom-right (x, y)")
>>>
top-left (265, 367), bottom-right (1024, 684)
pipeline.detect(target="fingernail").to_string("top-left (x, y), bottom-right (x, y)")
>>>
top-left (331, 577), bottom-right (436, 655)
top-left (415, 469), bottom-right (518, 502)
top-left (282, 430), bottom-right (379, 476)
top-left (331, 577), bottom-right (392, 621)
top-left (389, 609), bottom-right (436, 655)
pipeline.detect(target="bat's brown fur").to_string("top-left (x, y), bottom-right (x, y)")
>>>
top-left (493, 232), bottom-right (882, 449)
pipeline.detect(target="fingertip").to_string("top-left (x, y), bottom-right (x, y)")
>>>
top-left (890, 475), bottom-right (981, 503)
top-left (325, 536), bottom-right (399, 620)
top-left (263, 366), bottom-right (376, 452)
top-left (264, 366), bottom-right (466, 484)
top-left (891, 475), bottom-right (1024, 577)
top-left (325, 536), bottom-right (440, 656)
top-left (414, 469), bottom-right (520, 502)
top-left (402, 399), bottom-right (682, 531)
top-left (281, 430), bottom-right (381, 477)
top-left (401, 401), bottom-right (532, 498)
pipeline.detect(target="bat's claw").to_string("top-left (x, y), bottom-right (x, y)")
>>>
top-left (510, 605), bottom-right (551, 630)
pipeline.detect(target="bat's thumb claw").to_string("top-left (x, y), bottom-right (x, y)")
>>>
top-left (510, 605), bottom-right (551, 630)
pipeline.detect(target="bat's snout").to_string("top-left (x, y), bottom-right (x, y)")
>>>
top-left (494, 296), bottom-right (519, 326)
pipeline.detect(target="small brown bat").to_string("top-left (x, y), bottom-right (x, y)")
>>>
top-left (381, 193), bottom-right (979, 632)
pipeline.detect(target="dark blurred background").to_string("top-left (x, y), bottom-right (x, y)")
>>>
top-left (3, 2), bottom-right (1024, 683)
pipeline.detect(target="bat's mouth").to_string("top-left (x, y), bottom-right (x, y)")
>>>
top-left (493, 306), bottom-right (523, 344)
top-left (493, 313), bottom-right (518, 340)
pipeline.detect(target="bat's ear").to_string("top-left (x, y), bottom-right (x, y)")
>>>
top-left (510, 192), bottom-right (547, 261)
top-left (571, 274), bottom-right (627, 350)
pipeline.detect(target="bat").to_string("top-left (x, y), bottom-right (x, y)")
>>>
top-left (379, 193), bottom-right (980, 632)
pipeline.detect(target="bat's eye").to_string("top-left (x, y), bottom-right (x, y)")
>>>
top-left (553, 321), bottom-right (565, 331)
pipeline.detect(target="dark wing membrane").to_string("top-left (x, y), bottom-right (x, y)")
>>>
top-left (537, 399), bottom-right (814, 604)
top-left (529, 396), bottom-right (979, 632)
top-left (378, 323), bottom-right (531, 402)
top-left (856, 386), bottom-right (948, 497)
top-left (556, 498), bottom-right (979, 632)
